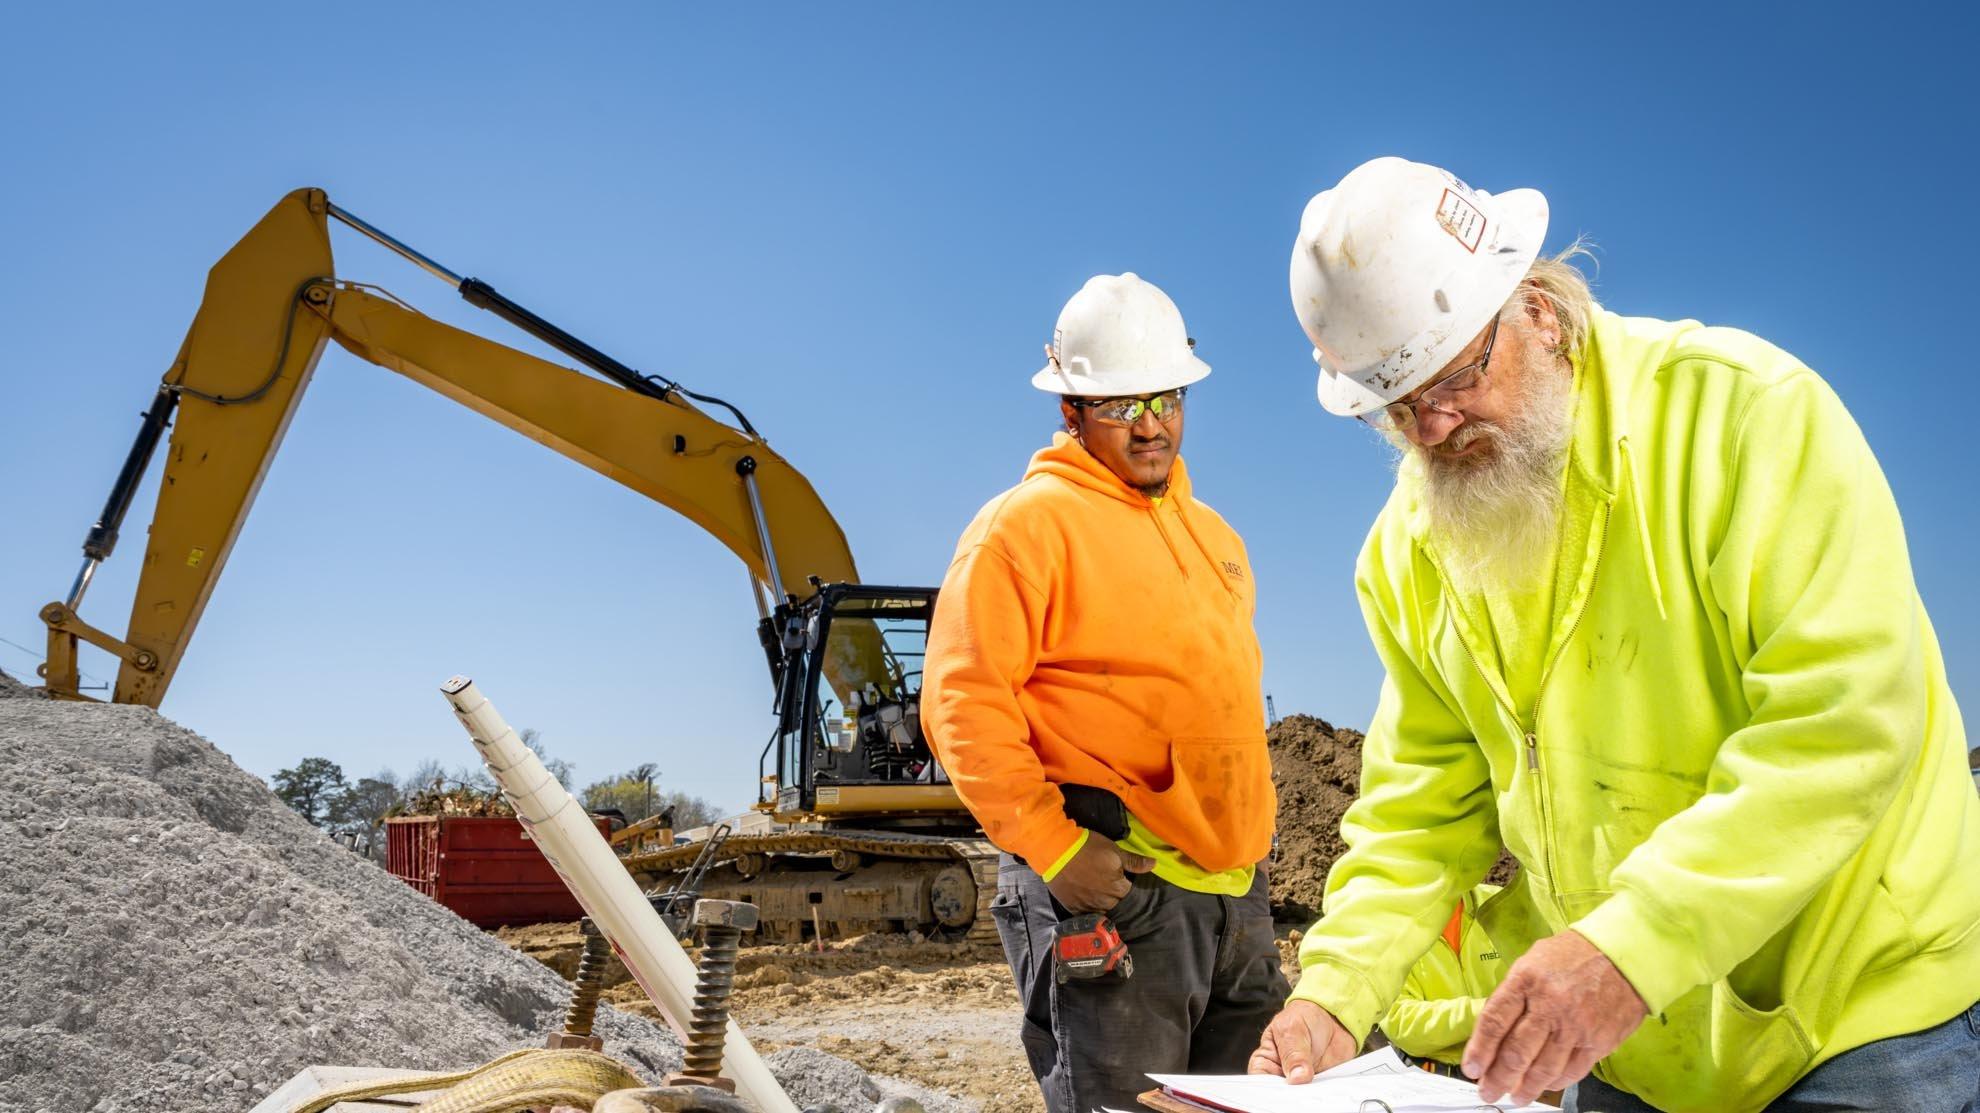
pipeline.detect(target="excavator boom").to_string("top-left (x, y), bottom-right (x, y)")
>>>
top-left (43, 188), bottom-right (858, 706)
top-left (41, 187), bottom-right (982, 942)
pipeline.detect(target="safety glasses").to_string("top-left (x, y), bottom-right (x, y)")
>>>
top-left (1069, 388), bottom-right (1187, 427)
top-left (1364, 315), bottom-right (1500, 433)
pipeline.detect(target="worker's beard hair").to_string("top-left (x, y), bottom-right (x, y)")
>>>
top-left (1415, 351), bottom-right (1575, 593)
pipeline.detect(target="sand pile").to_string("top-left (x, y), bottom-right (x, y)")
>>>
top-left (0, 669), bottom-right (963, 1113)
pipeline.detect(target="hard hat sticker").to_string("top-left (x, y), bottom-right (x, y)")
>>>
top-left (1434, 188), bottom-right (1486, 254)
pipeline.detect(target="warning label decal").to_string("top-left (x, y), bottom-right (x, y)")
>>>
top-left (1435, 188), bottom-right (1486, 253)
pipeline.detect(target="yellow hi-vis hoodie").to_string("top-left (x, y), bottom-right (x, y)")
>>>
top-left (1381, 883), bottom-right (1509, 1066)
top-left (1292, 310), bottom-right (1980, 1112)
top-left (920, 434), bottom-right (1274, 875)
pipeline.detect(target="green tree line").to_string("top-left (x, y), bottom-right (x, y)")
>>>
top-left (270, 730), bottom-right (718, 861)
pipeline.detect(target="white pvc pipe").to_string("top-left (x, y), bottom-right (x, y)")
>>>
top-left (440, 676), bottom-right (797, 1113)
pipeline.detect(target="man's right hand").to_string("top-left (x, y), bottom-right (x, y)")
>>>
top-left (1044, 832), bottom-right (1155, 913)
top-left (1248, 1000), bottom-right (1358, 1082)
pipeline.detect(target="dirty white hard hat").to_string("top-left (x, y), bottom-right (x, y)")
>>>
top-left (1289, 157), bottom-right (1549, 417)
top-left (1033, 273), bottom-right (1212, 396)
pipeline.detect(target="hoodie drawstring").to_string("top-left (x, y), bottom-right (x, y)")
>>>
top-left (1618, 437), bottom-right (1668, 621)
top-left (1148, 501), bottom-right (1192, 579)
top-left (1174, 498), bottom-right (1245, 603)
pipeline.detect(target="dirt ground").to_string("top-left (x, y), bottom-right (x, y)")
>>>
top-left (499, 922), bottom-right (1307, 1113)
top-left (492, 714), bottom-right (1432, 1112)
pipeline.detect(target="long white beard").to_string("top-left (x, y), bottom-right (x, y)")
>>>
top-left (1416, 355), bottom-right (1575, 593)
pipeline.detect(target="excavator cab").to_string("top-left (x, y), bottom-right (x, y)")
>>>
top-left (759, 583), bottom-right (963, 825)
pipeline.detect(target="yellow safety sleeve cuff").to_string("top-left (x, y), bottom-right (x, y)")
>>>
top-left (1288, 958), bottom-right (1383, 1047)
top-left (1038, 828), bottom-right (1090, 883)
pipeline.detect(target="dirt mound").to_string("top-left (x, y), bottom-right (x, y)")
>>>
top-left (0, 694), bottom-right (965, 1113)
top-left (1267, 714), bottom-right (1365, 923)
top-left (1268, 712), bottom-right (1517, 925)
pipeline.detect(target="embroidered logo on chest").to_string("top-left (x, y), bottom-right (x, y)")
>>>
top-left (1221, 561), bottom-right (1245, 580)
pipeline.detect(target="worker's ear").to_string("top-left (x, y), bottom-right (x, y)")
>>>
top-left (1059, 398), bottom-right (1081, 435)
top-left (1520, 280), bottom-right (1561, 347)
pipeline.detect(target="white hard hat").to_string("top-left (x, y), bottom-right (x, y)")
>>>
top-left (1289, 157), bottom-right (1549, 417)
top-left (1033, 273), bottom-right (1211, 396)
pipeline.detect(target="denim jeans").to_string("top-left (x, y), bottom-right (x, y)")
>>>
top-left (1566, 999), bottom-right (1980, 1112)
top-left (990, 854), bottom-right (1289, 1113)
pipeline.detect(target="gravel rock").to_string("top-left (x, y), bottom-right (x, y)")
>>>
top-left (771, 1047), bottom-right (883, 1109)
top-left (0, 687), bottom-right (964, 1113)
top-left (766, 1048), bottom-right (968, 1113)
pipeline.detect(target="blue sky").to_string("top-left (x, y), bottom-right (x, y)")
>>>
top-left (2, 3), bottom-right (1973, 810)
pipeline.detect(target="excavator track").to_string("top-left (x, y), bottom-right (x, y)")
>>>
top-left (626, 829), bottom-right (1003, 944)
top-left (961, 843), bottom-right (1001, 944)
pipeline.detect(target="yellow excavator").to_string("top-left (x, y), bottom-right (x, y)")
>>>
top-left (36, 188), bottom-right (996, 942)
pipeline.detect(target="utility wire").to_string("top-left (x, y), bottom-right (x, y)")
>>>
top-left (0, 633), bottom-right (109, 688)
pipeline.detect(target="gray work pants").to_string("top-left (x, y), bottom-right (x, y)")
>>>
top-left (991, 853), bottom-right (1289, 1113)
top-left (1566, 999), bottom-right (1980, 1112)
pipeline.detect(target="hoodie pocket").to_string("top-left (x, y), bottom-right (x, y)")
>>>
top-left (1125, 736), bottom-right (1273, 870)
top-left (1600, 977), bottom-right (1814, 1111)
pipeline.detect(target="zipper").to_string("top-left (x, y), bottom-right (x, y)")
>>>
top-left (1442, 502), bottom-right (1613, 897)
top-left (1530, 502), bottom-right (1612, 751)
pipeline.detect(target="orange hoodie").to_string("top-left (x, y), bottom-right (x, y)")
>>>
top-left (920, 434), bottom-right (1274, 873)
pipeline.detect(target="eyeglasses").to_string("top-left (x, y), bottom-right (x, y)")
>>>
top-left (1363, 316), bottom-right (1501, 433)
top-left (1069, 388), bottom-right (1187, 427)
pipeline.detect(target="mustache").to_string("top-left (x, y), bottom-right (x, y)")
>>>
top-left (1434, 421), bottom-right (1501, 457)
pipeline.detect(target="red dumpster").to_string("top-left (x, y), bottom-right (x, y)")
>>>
top-left (385, 815), bottom-right (611, 928)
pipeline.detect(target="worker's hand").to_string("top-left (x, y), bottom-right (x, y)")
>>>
top-left (1247, 999), bottom-right (1358, 1082)
top-left (1464, 930), bottom-right (1647, 1107)
top-left (1044, 833), bottom-right (1154, 914)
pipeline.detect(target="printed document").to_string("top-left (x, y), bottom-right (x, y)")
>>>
top-left (1146, 1047), bottom-right (1558, 1112)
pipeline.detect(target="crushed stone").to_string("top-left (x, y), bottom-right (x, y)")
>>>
top-left (0, 669), bottom-right (44, 699)
top-left (0, 670), bottom-right (968, 1113)
top-left (767, 1048), bottom-right (882, 1109)
top-left (764, 1047), bottom-right (961, 1113)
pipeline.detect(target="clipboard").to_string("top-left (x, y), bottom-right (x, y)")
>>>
top-left (1139, 1091), bottom-right (1514, 1113)
top-left (1140, 1048), bottom-right (1554, 1112)
top-left (1138, 1089), bottom-right (1216, 1113)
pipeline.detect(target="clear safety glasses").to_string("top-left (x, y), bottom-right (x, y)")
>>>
top-left (1363, 315), bottom-right (1500, 433)
top-left (1070, 388), bottom-right (1187, 428)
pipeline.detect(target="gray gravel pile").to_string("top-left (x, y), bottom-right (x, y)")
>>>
top-left (0, 674), bottom-right (966, 1113)
top-left (0, 669), bottom-right (43, 699)
top-left (766, 1048), bottom-right (883, 1109)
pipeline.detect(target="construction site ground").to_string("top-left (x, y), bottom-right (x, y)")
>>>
top-left (499, 922), bottom-right (1309, 1113)
top-left (494, 712), bottom-right (1371, 1113)
top-left (1, 661), bottom-right (1383, 1113)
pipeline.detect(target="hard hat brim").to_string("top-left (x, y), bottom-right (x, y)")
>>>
top-left (1032, 352), bottom-right (1212, 396)
top-left (1314, 186), bottom-right (1550, 417)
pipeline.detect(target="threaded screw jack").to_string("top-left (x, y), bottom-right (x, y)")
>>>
top-left (566, 917), bottom-right (611, 1036)
top-left (548, 916), bottom-right (612, 1051)
top-left (674, 899), bottom-right (757, 1088)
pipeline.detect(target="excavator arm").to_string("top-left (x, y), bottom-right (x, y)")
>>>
top-left (41, 188), bottom-right (864, 706)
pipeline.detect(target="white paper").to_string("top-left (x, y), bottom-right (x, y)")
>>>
top-left (1148, 1047), bottom-right (1557, 1113)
